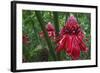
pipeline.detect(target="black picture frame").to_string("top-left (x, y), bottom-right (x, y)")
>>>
top-left (11, 1), bottom-right (98, 72)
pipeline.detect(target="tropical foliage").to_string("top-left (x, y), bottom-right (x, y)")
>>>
top-left (22, 10), bottom-right (91, 62)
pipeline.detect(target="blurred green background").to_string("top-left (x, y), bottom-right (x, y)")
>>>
top-left (22, 10), bottom-right (91, 62)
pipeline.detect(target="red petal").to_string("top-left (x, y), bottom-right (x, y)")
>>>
top-left (65, 34), bottom-right (73, 56)
top-left (77, 35), bottom-right (88, 52)
top-left (71, 36), bottom-right (80, 60)
top-left (79, 41), bottom-right (88, 52)
top-left (78, 30), bottom-right (84, 40)
top-left (56, 35), bottom-right (67, 53)
top-left (48, 31), bottom-right (55, 37)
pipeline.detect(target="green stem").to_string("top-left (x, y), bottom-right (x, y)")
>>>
top-left (35, 11), bottom-right (56, 61)
top-left (31, 19), bottom-right (45, 49)
top-left (53, 12), bottom-right (61, 60)
top-left (65, 12), bottom-right (70, 24)
top-left (53, 12), bottom-right (59, 35)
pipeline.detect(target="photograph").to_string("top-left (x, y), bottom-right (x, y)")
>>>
top-left (22, 10), bottom-right (91, 62)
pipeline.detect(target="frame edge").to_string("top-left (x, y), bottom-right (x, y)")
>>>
top-left (11, 1), bottom-right (17, 72)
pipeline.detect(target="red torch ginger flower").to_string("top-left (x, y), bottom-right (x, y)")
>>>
top-left (39, 22), bottom-right (56, 40)
top-left (56, 15), bottom-right (88, 60)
